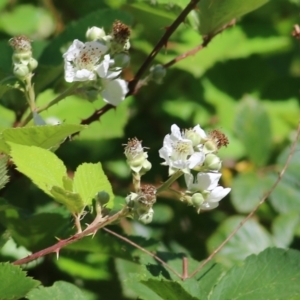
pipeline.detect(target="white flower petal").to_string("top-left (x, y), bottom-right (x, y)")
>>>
top-left (101, 79), bottom-right (128, 106)
top-left (207, 186), bottom-right (231, 202)
top-left (195, 172), bottom-right (221, 190)
top-left (187, 152), bottom-right (205, 169)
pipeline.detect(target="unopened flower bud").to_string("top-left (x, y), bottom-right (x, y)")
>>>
top-left (124, 138), bottom-right (150, 174)
top-left (203, 140), bottom-right (218, 154)
top-left (203, 153), bottom-right (222, 171)
top-left (13, 64), bottom-right (30, 80)
top-left (86, 27), bottom-right (106, 41)
top-left (191, 193), bottom-right (204, 213)
top-left (95, 191), bottom-right (110, 206)
top-left (184, 128), bottom-right (202, 147)
top-left (138, 208), bottom-right (154, 224)
top-left (28, 58), bottom-right (38, 71)
top-left (12, 52), bottom-right (32, 65)
top-left (111, 20), bottom-right (131, 54)
top-left (149, 64), bottom-right (166, 84)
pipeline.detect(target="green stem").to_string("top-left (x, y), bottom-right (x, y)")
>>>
top-left (156, 170), bottom-right (183, 194)
top-left (21, 82), bottom-right (80, 126)
top-left (24, 75), bottom-right (36, 112)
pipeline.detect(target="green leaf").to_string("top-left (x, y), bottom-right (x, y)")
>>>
top-left (27, 281), bottom-right (86, 300)
top-left (50, 186), bottom-right (84, 214)
top-left (207, 216), bottom-right (274, 266)
top-left (0, 156), bottom-right (9, 190)
top-left (231, 172), bottom-right (272, 213)
top-left (209, 248), bottom-right (300, 299)
top-left (141, 279), bottom-right (198, 300)
top-left (73, 163), bottom-right (114, 208)
top-left (2, 124), bottom-right (86, 154)
top-left (197, 0), bottom-right (269, 35)
top-left (0, 262), bottom-right (40, 300)
top-left (0, 198), bottom-right (71, 251)
top-left (37, 89), bottom-right (132, 140)
top-left (234, 96), bottom-right (272, 166)
top-left (267, 142), bottom-right (300, 213)
top-left (8, 142), bottom-right (66, 197)
top-left (0, 4), bottom-right (55, 37)
top-left (272, 212), bottom-right (299, 248)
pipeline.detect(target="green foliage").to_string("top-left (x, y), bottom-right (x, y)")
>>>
top-left (73, 163), bottom-right (114, 209)
top-left (0, 262), bottom-right (40, 299)
top-left (0, 124), bottom-right (86, 154)
top-left (234, 96), bottom-right (272, 167)
top-left (9, 143), bottom-right (114, 213)
top-left (27, 281), bottom-right (86, 300)
top-left (197, 0), bottom-right (269, 35)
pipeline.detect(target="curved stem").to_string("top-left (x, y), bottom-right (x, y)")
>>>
top-left (156, 170), bottom-right (183, 194)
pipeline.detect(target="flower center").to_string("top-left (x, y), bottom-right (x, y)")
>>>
top-left (75, 43), bottom-right (103, 70)
top-left (172, 140), bottom-right (192, 160)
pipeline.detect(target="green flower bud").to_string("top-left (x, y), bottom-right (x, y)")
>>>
top-left (204, 153), bottom-right (222, 171)
top-left (138, 160), bottom-right (152, 176)
top-left (138, 208), bottom-right (154, 224)
top-left (28, 58), bottom-right (38, 71)
top-left (126, 192), bottom-right (138, 207)
top-left (149, 64), bottom-right (166, 84)
top-left (184, 129), bottom-right (202, 147)
top-left (95, 191), bottom-right (110, 206)
top-left (203, 140), bottom-right (218, 154)
top-left (191, 193), bottom-right (204, 214)
top-left (86, 26), bottom-right (106, 41)
top-left (13, 64), bottom-right (30, 80)
top-left (12, 51), bottom-right (32, 65)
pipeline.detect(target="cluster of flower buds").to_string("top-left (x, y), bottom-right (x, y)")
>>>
top-left (124, 138), bottom-right (154, 223)
top-left (9, 36), bottom-right (38, 80)
top-left (159, 124), bottom-right (231, 213)
top-left (125, 185), bottom-right (156, 224)
top-left (63, 20), bottom-right (130, 106)
top-left (124, 124), bottom-right (231, 223)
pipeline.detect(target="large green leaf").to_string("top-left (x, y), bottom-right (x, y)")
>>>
top-left (234, 96), bottom-right (272, 166)
top-left (266, 142), bottom-right (300, 213)
top-left (27, 281), bottom-right (85, 300)
top-left (37, 90), bottom-right (131, 140)
top-left (231, 172), bottom-right (272, 213)
top-left (73, 162), bottom-right (114, 208)
top-left (0, 262), bottom-right (40, 300)
top-left (209, 248), bottom-right (300, 299)
top-left (8, 142), bottom-right (66, 197)
top-left (207, 216), bottom-right (274, 266)
top-left (2, 124), bottom-right (86, 154)
top-left (197, 0), bottom-right (269, 35)
top-left (50, 186), bottom-right (84, 214)
top-left (141, 279), bottom-right (198, 300)
top-left (271, 212), bottom-right (299, 248)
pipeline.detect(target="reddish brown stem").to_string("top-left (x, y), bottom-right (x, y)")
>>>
top-left (13, 208), bottom-right (129, 266)
top-left (80, 0), bottom-right (200, 125)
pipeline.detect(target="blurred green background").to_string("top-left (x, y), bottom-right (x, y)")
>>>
top-left (0, 0), bottom-right (300, 299)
